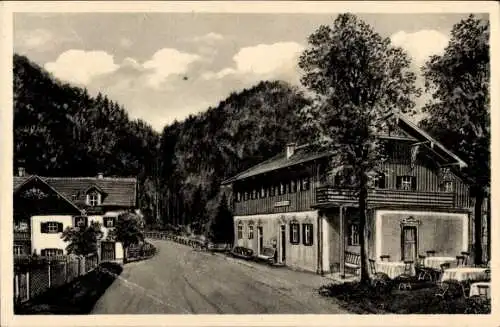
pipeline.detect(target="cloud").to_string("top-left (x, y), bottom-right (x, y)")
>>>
top-left (16, 28), bottom-right (54, 50)
top-left (119, 37), bottom-right (133, 48)
top-left (143, 48), bottom-right (201, 88)
top-left (45, 50), bottom-right (119, 85)
top-left (189, 32), bottom-right (224, 44)
top-left (202, 41), bottom-right (305, 84)
top-left (390, 30), bottom-right (449, 66)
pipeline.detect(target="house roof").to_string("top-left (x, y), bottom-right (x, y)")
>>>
top-left (222, 114), bottom-right (468, 185)
top-left (14, 175), bottom-right (137, 208)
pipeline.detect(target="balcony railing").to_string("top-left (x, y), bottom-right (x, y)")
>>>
top-left (14, 231), bottom-right (30, 241)
top-left (315, 186), bottom-right (455, 208)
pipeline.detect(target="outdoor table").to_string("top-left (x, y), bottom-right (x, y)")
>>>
top-left (469, 282), bottom-right (491, 298)
top-left (440, 267), bottom-right (489, 282)
top-left (424, 256), bottom-right (456, 270)
top-left (376, 261), bottom-right (414, 279)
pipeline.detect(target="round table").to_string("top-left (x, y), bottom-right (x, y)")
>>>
top-left (376, 261), bottom-right (414, 279)
top-left (440, 267), bottom-right (489, 282)
top-left (424, 256), bottom-right (456, 270)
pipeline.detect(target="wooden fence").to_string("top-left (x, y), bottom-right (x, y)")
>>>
top-left (13, 253), bottom-right (98, 304)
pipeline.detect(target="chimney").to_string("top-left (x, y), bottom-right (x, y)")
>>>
top-left (97, 172), bottom-right (104, 179)
top-left (286, 143), bottom-right (297, 159)
top-left (18, 167), bottom-right (26, 177)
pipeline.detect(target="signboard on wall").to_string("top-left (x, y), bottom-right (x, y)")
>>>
top-left (274, 200), bottom-right (290, 208)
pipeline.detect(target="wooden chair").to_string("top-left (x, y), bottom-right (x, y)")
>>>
top-left (379, 255), bottom-right (390, 262)
top-left (396, 261), bottom-right (415, 290)
top-left (368, 259), bottom-right (390, 286)
top-left (416, 255), bottom-right (434, 281)
top-left (426, 250), bottom-right (436, 257)
top-left (461, 251), bottom-right (470, 266)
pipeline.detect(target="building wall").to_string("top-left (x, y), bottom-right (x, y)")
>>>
top-left (31, 215), bottom-right (73, 254)
top-left (374, 210), bottom-right (468, 260)
top-left (234, 210), bottom-right (318, 273)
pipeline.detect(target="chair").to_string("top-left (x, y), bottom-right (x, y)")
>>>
top-left (461, 251), bottom-right (470, 266)
top-left (396, 261), bottom-right (415, 290)
top-left (368, 259), bottom-right (390, 286)
top-left (416, 255), bottom-right (434, 281)
top-left (379, 255), bottom-right (390, 262)
top-left (426, 250), bottom-right (436, 257)
top-left (456, 255), bottom-right (466, 266)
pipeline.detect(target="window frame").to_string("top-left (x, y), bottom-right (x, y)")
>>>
top-left (348, 223), bottom-right (360, 246)
top-left (441, 180), bottom-right (454, 192)
top-left (14, 244), bottom-right (23, 256)
top-left (397, 175), bottom-right (416, 191)
top-left (87, 191), bottom-right (101, 206)
top-left (237, 222), bottom-right (244, 239)
top-left (47, 221), bottom-right (59, 233)
top-left (290, 221), bottom-right (300, 244)
top-left (104, 217), bottom-right (115, 228)
top-left (302, 223), bottom-right (314, 246)
top-left (248, 223), bottom-right (254, 239)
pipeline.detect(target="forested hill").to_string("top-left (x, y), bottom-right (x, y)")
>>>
top-left (13, 54), bottom-right (160, 223)
top-left (158, 80), bottom-right (310, 229)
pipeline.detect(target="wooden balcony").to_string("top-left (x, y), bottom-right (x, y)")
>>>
top-left (14, 231), bottom-right (31, 241)
top-left (315, 186), bottom-right (456, 208)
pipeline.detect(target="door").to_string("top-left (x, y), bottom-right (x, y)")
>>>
top-left (258, 226), bottom-right (264, 254)
top-left (101, 241), bottom-right (116, 261)
top-left (401, 226), bottom-right (417, 261)
top-left (280, 225), bottom-right (286, 262)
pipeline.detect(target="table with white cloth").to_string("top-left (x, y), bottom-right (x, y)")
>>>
top-left (424, 256), bottom-right (456, 270)
top-left (440, 267), bottom-right (489, 282)
top-left (469, 282), bottom-right (491, 298)
top-left (376, 261), bottom-right (414, 279)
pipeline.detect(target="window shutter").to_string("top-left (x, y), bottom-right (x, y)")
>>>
top-left (396, 176), bottom-right (402, 189)
top-left (309, 225), bottom-right (314, 246)
top-left (41, 222), bottom-right (47, 233)
top-left (302, 224), bottom-right (307, 245)
top-left (84, 217), bottom-right (89, 227)
top-left (378, 174), bottom-right (386, 189)
top-left (57, 222), bottom-right (64, 233)
top-left (411, 177), bottom-right (417, 190)
top-left (289, 224), bottom-right (294, 242)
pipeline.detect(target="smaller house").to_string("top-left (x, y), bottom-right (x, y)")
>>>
top-left (14, 168), bottom-right (137, 261)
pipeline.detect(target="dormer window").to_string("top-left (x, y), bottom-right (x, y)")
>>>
top-left (87, 192), bottom-right (101, 206)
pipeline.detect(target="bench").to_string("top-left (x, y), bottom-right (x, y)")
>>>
top-left (344, 251), bottom-right (361, 275)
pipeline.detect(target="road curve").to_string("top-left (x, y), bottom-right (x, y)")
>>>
top-left (91, 239), bottom-right (346, 314)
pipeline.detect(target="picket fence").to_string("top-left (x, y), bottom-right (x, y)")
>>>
top-left (13, 253), bottom-right (99, 304)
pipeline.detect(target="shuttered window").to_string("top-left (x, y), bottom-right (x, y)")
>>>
top-left (237, 222), bottom-right (243, 239)
top-left (41, 221), bottom-right (63, 233)
top-left (74, 216), bottom-right (88, 228)
top-left (396, 176), bottom-right (416, 191)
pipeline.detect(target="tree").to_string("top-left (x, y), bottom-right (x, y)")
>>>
top-left (298, 13), bottom-right (420, 284)
top-left (420, 15), bottom-right (490, 264)
top-left (109, 212), bottom-right (145, 263)
top-left (210, 193), bottom-right (234, 244)
top-left (61, 221), bottom-right (104, 256)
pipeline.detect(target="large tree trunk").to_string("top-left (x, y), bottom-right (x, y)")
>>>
top-left (358, 178), bottom-right (370, 285)
top-left (474, 187), bottom-right (485, 265)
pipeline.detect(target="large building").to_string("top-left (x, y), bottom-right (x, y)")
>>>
top-left (221, 115), bottom-right (488, 274)
top-left (13, 169), bottom-right (137, 261)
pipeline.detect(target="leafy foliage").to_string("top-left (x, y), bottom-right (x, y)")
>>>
top-left (420, 14), bottom-right (490, 263)
top-left (210, 193), bottom-right (234, 244)
top-left (298, 13), bottom-right (421, 283)
top-left (108, 212), bottom-right (145, 263)
top-left (61, 221), bottom-right (104, 256)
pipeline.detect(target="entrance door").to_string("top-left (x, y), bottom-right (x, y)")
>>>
top-left (401, 226), bottom-right (417, 261)
top-left (258, 226), bottom-right (263, 254)
top-left (280, 225), bottom-right (286, 262)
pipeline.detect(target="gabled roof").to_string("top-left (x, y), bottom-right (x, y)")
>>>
top-left (13, 175), bottom-right (137, 208)
top-left (222, 114), bottom-right (468, 185)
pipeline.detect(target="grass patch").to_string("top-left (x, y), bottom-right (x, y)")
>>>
top-left (15, 262), bottom-right (123, 315)
top-left (319, 281), bottom-right (491, 314)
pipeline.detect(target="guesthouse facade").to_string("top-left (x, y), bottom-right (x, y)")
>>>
top-left (221, 115), bottom-right (487, 275)
top-left (13, 170), bottom-right (137, 261)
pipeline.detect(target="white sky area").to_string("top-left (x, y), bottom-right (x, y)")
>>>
top-left (14, 13), bottom-right (488, 132)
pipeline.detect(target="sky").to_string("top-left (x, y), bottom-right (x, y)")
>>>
top-left (13, 12), bottom-right (489, 132)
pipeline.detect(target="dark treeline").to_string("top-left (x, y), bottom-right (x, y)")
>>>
top-left (14, 54), bottom-right (309, 234)
top-left (14, 54), bottom-right (160, 224)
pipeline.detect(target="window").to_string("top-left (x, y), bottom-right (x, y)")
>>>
top-left (441, 180), bottom-right (454, 192)
top-left (289, 221), bottom-right (300, 244)
top-left (286, 182), bottom-right (291, 194)
top-left (41, 221), bottom-right (62, 234)
top-left (348, 224), bottom-right (360, 246)
top-left (14, 245), bottom-right (23, 256)
top-left (291, 180), bottom-right (297, 193)
top-left (270, 185), bottom-right (276, 197)
top-left (260, 187), bottom-right (266, 198)
top-left (74, 216), bottom-right (88, 228)
top-left (237, 222), bottom-right (243, 239)
top-left (375, 173), bottom-right (386, 189)
top-left (104, 217), bottom-right (115, 228)
top-left (301, 177), bottom-right (310, 191)
top-left (302, 223), bottom-right (314, 246)
top-left (397, 176), bottom-right (416, 191)
top-left (41, 248), bottom-right (63, 257)
top-left (279, 183), bottom-right (285, 195)
top-left (87, 192), bottom-right (101, 206)
top-left (248, 224), bottom-right (254, 239)
top-left (252, 189), bottom-right (258, 200)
